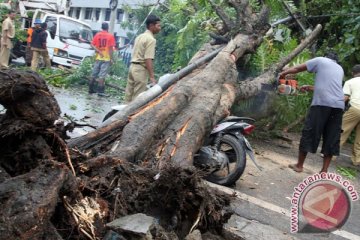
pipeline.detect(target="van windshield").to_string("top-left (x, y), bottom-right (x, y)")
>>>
top-left (59, 18), bottom-right (93, 43)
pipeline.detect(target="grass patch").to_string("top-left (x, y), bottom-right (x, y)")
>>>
top-left (336, 166), bottom-right (358, 179)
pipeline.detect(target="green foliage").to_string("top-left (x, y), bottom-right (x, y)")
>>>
top-left (247, 24), bottom-right (313, 129)
top-left (173, 8), bottom-right (210, 69)
top-left (39, 68), bottom-right (71, 87)
top-left (122, 0), bottom-right (214, 74)
top-left (69, 104), bottom-right (77, 110)
top-left (250, 39), bottom-right (280, 74)
top-left (267, 60), bottom-right (314, 129)
top-left (264, 0), bottom-right (297, 19)
top-left (0, 6), bottom-right (27, 42)
top-left (107, 57), bottom-right (129, 98)
top-left (35, 55), bottom-right (128, 98)
top-left (336, 166), bottom-right (358, 179)
top-left (109, 56), bottom-right (129, 78)
top-left (65, 57), bottom-right (94, 85)
top-left (305, 0), bottom-right (360, 75)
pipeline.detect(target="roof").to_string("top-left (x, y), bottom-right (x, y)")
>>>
top-left (69, 0), bottom-right (161, 8)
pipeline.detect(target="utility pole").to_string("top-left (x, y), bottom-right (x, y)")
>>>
top-left (109, 0), bottom-right (118, 34)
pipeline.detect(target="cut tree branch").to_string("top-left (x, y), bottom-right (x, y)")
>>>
top-left (237, 24), bottom-right (322, 100)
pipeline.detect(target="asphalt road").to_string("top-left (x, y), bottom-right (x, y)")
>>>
top-left (229, 133), bottom-right (360, 240)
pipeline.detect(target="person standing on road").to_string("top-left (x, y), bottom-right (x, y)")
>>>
top-left (340, 65), bottom-right (360, 166)
top-left (124, 14), bottom-right (161, 103)
top-left (0, 10), bottom-right (16, 69)
top-left (280, 52), bottom-right (344, 173)
top-left (31, 22), bottom-right (51, 71)
top-left (89, 22), bottom-right (115, 97)
top-left (25, 18), bottom-right (41, 66)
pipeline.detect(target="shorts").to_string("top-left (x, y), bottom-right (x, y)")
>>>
top-left (92, 60), bottom-right (111, 79)
top-left (299, 106), bottom-right (343, 156)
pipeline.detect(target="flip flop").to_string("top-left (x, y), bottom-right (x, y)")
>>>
top-left (289, 164), bottom-right (303, 173)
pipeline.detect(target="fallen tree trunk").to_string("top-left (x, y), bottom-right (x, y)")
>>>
top-left (69, 24), bottom-right (322, 169)
top-left (69, 3), bottom-right (272, 160)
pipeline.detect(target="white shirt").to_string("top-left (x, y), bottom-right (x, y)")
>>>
top-left (343, 76), bottom-right (360, 109)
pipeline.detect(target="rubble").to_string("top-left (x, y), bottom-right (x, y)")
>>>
top-left (106, 213), bottom-right (156, 239)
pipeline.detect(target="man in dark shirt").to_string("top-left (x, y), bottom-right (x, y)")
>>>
top-left (31, 22), bottom-right (51, 71)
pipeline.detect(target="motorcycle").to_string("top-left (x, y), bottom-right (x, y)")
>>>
top-left (194, 116), bottom-right (260, 186)
top-left (103, 109), bottom-right (259, 186)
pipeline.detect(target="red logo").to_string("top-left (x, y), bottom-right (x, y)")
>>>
top-left (63, 44), bottom-right (69, 50)
top-left (301, 182), bottom-right (351, 231)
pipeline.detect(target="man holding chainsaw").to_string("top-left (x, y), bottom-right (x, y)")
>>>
top-left (280, 52), bottom-right (344, 173)
top-left (339, 64), bottom-right (360, 166)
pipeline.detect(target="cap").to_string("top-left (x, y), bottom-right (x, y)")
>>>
top-left (34, 18), bottom-right (42, 24)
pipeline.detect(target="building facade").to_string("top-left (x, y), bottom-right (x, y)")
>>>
top-left (68, 0), bottom-right (159, 47)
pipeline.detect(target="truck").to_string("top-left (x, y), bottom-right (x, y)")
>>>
top-left (2, 0), bottom-right (95, 67)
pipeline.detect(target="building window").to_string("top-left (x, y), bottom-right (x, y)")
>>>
top-left (68, 8), bottom-right (73, 18)
top-left (105, 9), bottom-right (111, 21)
top-left (95, 8), bottom-right (101, 21)
top-left (75, 8), bottom-right (81, 19)
top-left (116, 9), bottom-right (124, 22)
top-left (85, 8), bottom-right (92, 20)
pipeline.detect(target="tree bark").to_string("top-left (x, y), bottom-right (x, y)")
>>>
top-left (69, 22), bottom-right (321, 169)
top-left (0, 165), bottom-right (75, 240)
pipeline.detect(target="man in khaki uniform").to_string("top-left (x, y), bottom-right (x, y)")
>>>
top-left (0, 10), bottom-right (16, 69)
top-left (124, 14), bottom-right (161, 103)
top-left (340, 65), bottom-right (360, 166)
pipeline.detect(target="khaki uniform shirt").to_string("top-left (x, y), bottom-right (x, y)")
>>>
top-left (1, 17), bottom-right (15, 49)
top-left (131, 30), bottom-right (156, 64)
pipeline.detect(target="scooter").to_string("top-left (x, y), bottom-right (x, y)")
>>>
top-left (194, 116), bottom-right (261, 186)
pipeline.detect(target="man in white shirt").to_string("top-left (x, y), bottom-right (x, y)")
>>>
top-left (280, 52), bottom-right (344, 173)
top-left (340, 64), bottom-right (360, 166)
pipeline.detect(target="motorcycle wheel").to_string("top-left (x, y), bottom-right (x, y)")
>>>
top-left (102, 109), bottom-right (118, 122)
top-left (205, 134), bottom-right (246, 186)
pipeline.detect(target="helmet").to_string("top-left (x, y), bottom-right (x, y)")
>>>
top-left (34, 18), bottom-right (42, 24)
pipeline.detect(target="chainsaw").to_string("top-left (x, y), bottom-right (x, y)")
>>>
top-left (277, 78), bottom-right (298, 95)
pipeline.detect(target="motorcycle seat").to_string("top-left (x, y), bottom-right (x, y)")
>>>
top-left (222, 116), bottom-right (255, 123)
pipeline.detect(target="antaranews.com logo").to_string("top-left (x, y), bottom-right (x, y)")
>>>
top-left (290, 172), bottom-right (359, 233)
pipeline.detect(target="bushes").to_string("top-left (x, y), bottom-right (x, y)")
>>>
top-left (36, 56), bottom-right (128, 99)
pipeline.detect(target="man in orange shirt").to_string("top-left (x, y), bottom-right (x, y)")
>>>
top-left (90, 22), bottom-right (115, 96)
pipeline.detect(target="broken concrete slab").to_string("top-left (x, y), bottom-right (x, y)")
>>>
top-left (106, 213), bottom-right (156, 239)
top-left (223, 215), bottom-right (299, 240)
top-left (103, 230), bottom-right (127, 240)
top-left (185, 229), bottom-right (202, 240)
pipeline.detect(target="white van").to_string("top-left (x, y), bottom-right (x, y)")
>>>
top-left (32, 9), bottom-right (95, 67)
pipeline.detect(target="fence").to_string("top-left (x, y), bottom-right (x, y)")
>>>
top-left (118, 50), bottom-right (131, 67)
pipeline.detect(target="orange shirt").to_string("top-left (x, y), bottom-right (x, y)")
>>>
top-left (27, 28), bottom-right (33, 43)
top-left (91, 30), bottom-right (115, 61)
